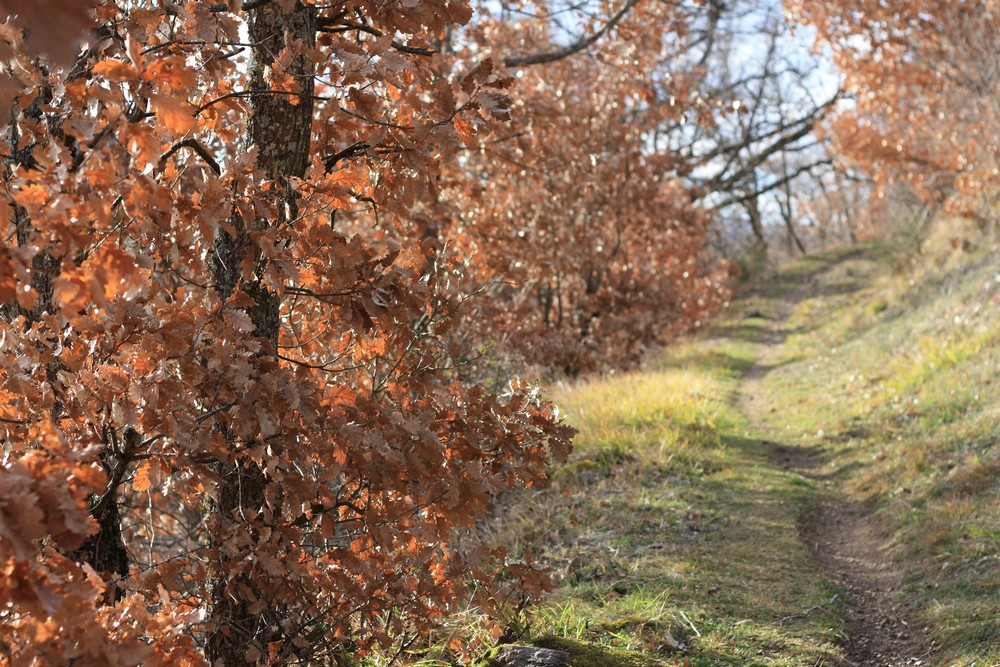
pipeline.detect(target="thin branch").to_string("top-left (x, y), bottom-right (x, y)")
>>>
top-left (207, 0), bottom-right (271, 12)
top-left (0, 417), bottom-right (30, 425)
top-left (140, 39), bottom-right (261, 56)
top-left (503, 0), bottom-right (640, 67)
top-left (317, 20), bottom-right (435, 57)
top-left (701, 120), bottom-right (821, 194)
top-left (196, 403), bottom-right (236, 423)
top-left (712, 158), bottom-right (832, 209)
top-left (691, 89), bottom-right (840, 167)
top-left (194, 89), bottom-right (330, 117)
top-left (107, 546), bottom-right (209, 585)
top-left (276, 352), bottom-right (361, 374)
top-left (779, 593), bottom-right (840, 627)
top-left (336, 104), bottom-right (411, 130)
top-left (285, 285), bottom-right (361, 299)
top-left (324, 140), bottom-right (369, 172)
top-left (158, 138), bottom-right (222, 175)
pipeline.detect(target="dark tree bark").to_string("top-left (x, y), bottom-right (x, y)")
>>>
top-left (71, 428), bottom-right (143, 604)
top-left (742, 192), bottom-right (768, 260)
top-left (779, 155), bottom-right (807, 256)
top-left (205, 2), bottom-right (315, 664)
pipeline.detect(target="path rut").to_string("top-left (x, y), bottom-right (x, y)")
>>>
top-left (737, 271), bottom-right (934, 667)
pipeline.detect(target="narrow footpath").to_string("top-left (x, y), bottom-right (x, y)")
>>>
top-left (737, 265), bottom-right (934, 667)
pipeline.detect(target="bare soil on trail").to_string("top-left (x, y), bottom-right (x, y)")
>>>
top-left (776, 441), bottom-right (933, 667)
top-left (738, 273), bottom-right (934, 666)
top-left (799, 495), bottom-right (932, 666)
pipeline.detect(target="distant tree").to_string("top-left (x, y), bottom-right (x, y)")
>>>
top-left (439, 1), bottom-right (734, 375)
top-left (791, 0), bottom-right (1000, 220)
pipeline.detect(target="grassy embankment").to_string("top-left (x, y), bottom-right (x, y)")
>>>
top-left (755, 239), bottom-right (1000, 666)
top-left (472, 268), bottom-right (852, 665)
top-left (494, 342), bottom-right (846, 666)
top-left (421, 231), bottom-right (1000, 667)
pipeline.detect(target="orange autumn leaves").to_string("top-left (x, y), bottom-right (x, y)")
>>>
top-left (0, 448), bottom-right (102, 561)
top-left (92, 51), bottom-right (199, 138)
top-left (791, 0), bottom-right (1000, 217)
top-left (0, 1), bottom-right (570, 664)
top-left (0, 1), bottom-right (760, 663)
top-left (0, 0), bottom-right (784, 663)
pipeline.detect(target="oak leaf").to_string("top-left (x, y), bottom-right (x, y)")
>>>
top-left (152, 93), bottom-right (197, 136)
top-left (92, 58), bottom-right (137, 82)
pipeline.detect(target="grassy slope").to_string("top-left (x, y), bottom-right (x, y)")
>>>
top-left (472, 238), bottom-right (1000, 667)
top-left (532, 350), bottom-right (845, 666)
top-left (756, 242), bottom-right (1000, 666)
top-left (473, 291), bottom-right (847, 665)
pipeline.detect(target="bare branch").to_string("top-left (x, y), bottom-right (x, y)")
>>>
top-left (207, 0), bottom-right (271, 13)
top-left (503, 0), bottom-right (640, 68)
top-left (324, 140), bottom-right (369, 172)
top-left (712, 158), bottom-right (833, 210)
top-left (317, 20), bottom-right (436, 57)
top-left (158, 138), bottom-right (222, 175)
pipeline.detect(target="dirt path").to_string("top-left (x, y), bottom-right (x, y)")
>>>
top-left (801, 497), bottom-right (930, 666)
top-left (737, 274), bottom-right (933, 667)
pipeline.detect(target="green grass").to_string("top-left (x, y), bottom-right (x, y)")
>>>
top-left (468, 330), bottom-right (846, 665)
top-left (754, 239), bottom-right (1000, 666)
top-left (420, 232), bottom-right (1000, 667)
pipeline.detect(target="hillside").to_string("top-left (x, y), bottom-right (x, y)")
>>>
top-left (467, 241), bottom-right (1000, 667)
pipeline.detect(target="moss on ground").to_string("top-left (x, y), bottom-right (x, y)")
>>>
top-left (474, 637), bottom-right (667, 667)
top-left (533, 636), bottom-right (668, 666)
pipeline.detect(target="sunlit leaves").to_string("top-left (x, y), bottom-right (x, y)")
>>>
top-left (0, 0), bottom-right (572, 663)
top-left (795, 1), bottom-right (1000, 218)
top-left (92, 59), bottom-right (137, 82)
top-left (438, 3), bottom-right (732, 373)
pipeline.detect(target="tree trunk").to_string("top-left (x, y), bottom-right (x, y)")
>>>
top-left (71, 428), bottom-right (141, 605)
top-left (205, 3), bottom-right (315, 665)
top-left (778, 191), bottom-right (806, 256)
top-left (743, 195), bottom-right (768, 260)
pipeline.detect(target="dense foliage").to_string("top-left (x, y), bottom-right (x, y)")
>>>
top-left (791, 0), bottom-right (1000, 219)
top-left (0, 2), bottom-right (578, 664)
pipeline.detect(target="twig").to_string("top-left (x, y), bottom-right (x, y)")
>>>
top-left (207, 0), bottom-right (271, 12)
top-left (679, 610), bottom-right (701, 637)
top-left (324, 140), bottom-right (369, 172)
top-left (0, 417), bottom-right (30, 425)
top-left (317, 20), bottom-right (435, 57)
top-left (194, 89), bottom-right (330, 116)
top-left (107, 545), bottom-right (209, 585)
top-left (778, 593), bottom-right (840, 627)
top-left (503, 0), bottom-right (639, 67)
top-left (158, 138), bottom-right (222, 175)
top-left (196, 403), bottom-right (236, 423)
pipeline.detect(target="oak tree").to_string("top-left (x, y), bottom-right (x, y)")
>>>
top-left (0, 2), bottom-right (572, 664)
top-left (791, 0), bottom-right (1000, 220)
